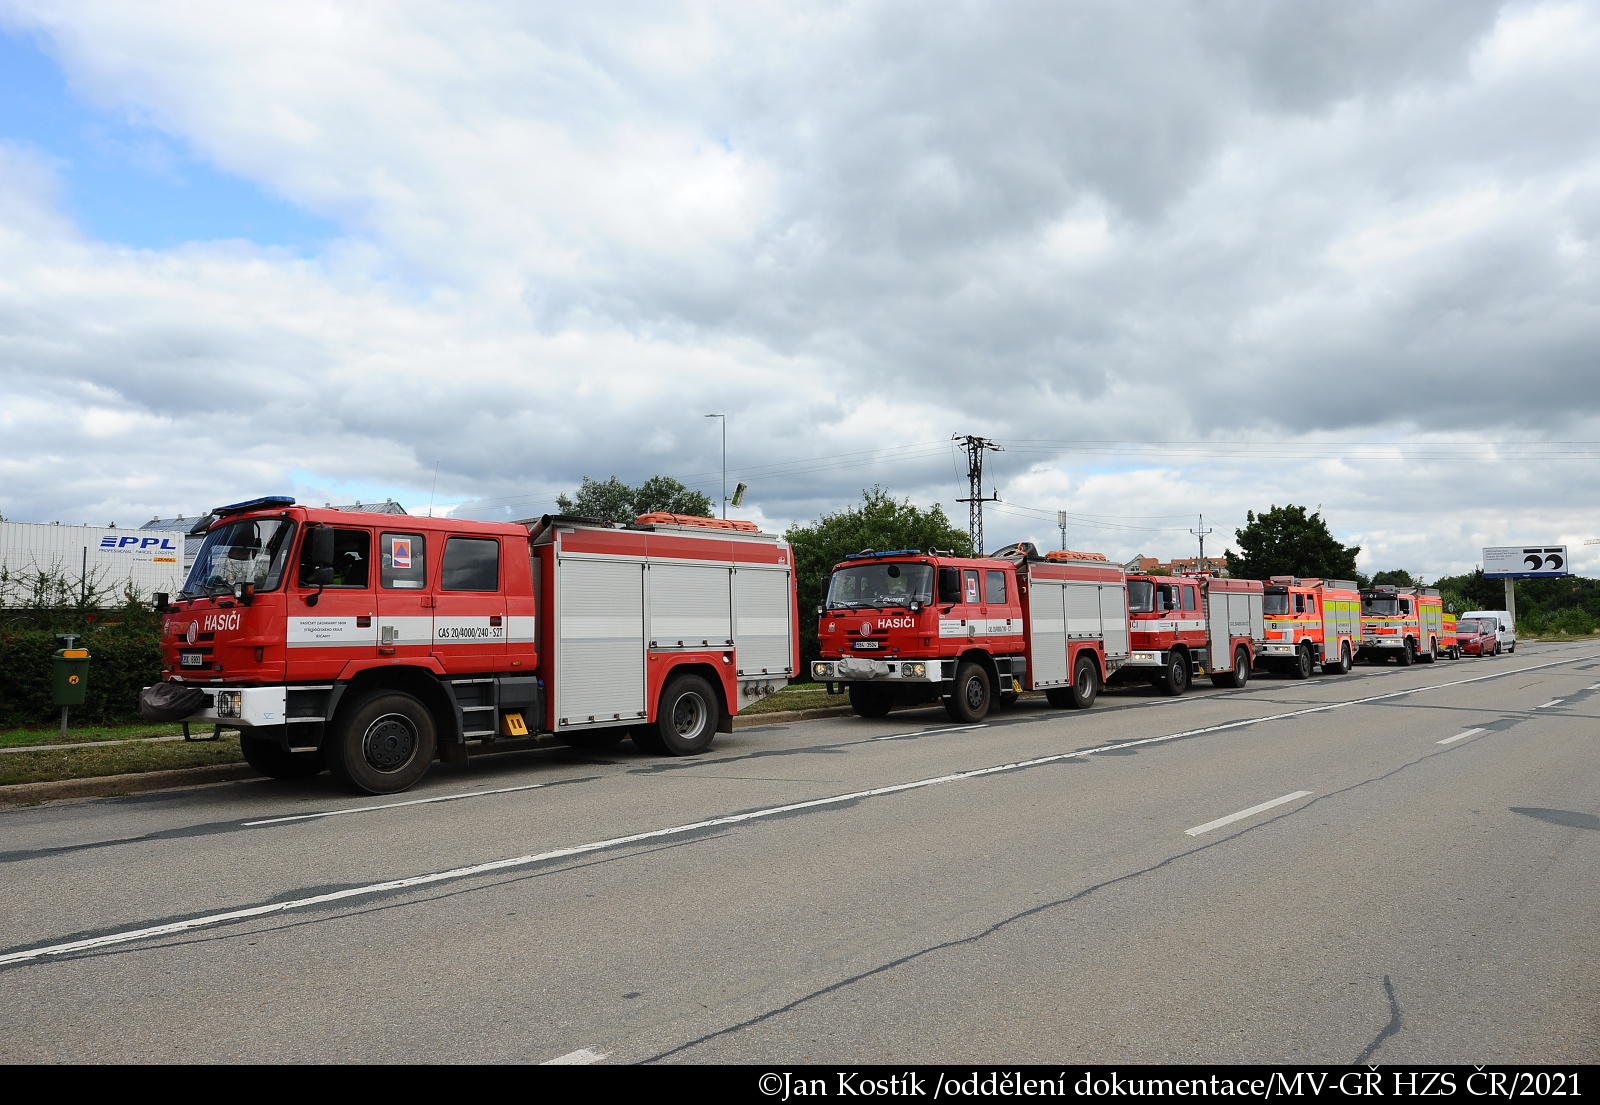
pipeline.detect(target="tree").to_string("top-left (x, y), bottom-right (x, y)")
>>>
top-left (555, 475), bottom-right (713, 521)
top-left (785, 487), bottom-right (973, 669)
top-left (1369, 569), bottom-right (1421, 588)
top-left (1223, 505), bottom-right (1360, 581)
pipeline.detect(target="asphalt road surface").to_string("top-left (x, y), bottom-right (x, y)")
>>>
top-left (2, 641), bottom-right (1597, 1064)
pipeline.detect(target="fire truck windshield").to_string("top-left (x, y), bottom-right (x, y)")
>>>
top-left (1362, 595), bottom-right (1400, 616)
top-left (1263, 592), bottom-right (1290, 616)
top-left (826, 562), bottom-right (933, 609)
top-left (1127, 580), bottom-right (1155, 613)
top-left (181, 518), bottom-right (296, 597)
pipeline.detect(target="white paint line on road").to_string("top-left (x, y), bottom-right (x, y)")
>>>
top-left (1589, 683), bottom-right (1600, 690)
top-left (1185, 791), bottom-right (1312, 837)
top-left (4, 650), bottom-right (1595, 969)
top-left (1438, 728), bottom-right (1486, 746)
top-left (1534, 700), bottom-right (1564, 709)
top-left (243, 783), bottom-right (548, 826)
top-left (867, 723), bottom-right (987, 742)
top-left (543, 1048), bottom-right (607, 1065)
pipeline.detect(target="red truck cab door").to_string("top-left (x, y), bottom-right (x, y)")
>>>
top-left (288, 525), bottom-right (378, 679)
top-left (375, 529), bottom-right (434, 662)
top-left (431, 534), bottom-right (508, 674)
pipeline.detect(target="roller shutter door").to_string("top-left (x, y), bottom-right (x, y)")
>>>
top-left (734, 568), bottom-right (793, 676)
top-left (557, 559), bottom-right (645, 723)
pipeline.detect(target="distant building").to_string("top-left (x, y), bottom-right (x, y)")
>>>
top-left (1122, 553), bottom-right (1230, 576)
top-left (326, 500), bottom-right (408, 514)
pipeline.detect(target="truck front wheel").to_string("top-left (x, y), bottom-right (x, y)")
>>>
top-left (325, 691), bottom-right (437, 795)
top-left (1397, 639), bottom-right (1415, 666)
top-left (239, 733), bottom-right (326, 780)
top-left (1290, 644), bottom-right (1314, 679)
top-left (1154, 651), bottom-right (1189, 696)
top-left (654, 674), bottom-right (718, 755)
top-left (849, 682), bottom-right (894, 718)
top-left (944, 663), bottom-right (991, 723)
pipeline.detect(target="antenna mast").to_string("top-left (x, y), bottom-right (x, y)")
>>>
top-left (954, 435), bottom-right (1003, 554)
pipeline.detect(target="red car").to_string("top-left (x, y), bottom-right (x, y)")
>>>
top-left (1454, 618), bottom-right (1499, 657)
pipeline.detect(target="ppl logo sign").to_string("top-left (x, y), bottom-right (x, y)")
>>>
top-left (100, 536), bottom-right (180, 553)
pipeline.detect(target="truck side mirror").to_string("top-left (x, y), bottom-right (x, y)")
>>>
top-left (312, 525), bottom-right (336, 569)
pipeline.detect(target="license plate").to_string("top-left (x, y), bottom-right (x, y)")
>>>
top-left (181, 652), bottom-right (204, 666)
top-left (853, 641), bottom-right (880, 650)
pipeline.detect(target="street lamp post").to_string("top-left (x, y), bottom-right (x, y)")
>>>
top-left (705, 413), bottom-right (726, 518)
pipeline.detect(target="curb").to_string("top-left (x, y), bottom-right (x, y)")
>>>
top-left (734, 704), bottom-right (855, 726)
top-left (0, 763), bottom-right (262, 807)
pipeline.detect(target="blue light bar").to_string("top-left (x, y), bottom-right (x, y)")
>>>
top-left (844, 549), bottom-right (922, 559)
top-left (213, 496), bottom-right (296, 517)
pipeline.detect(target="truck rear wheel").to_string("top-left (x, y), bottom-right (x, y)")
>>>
top-left (654, 673), bottom-right (718, 755)
top-left (1419, 639), bottom-right (1437, 663)
top-left (1323, 642), bottom-right (1351, 675)
top-left (1057, 655), bottom-right (1099, 709)
top-left (1290, 644), bottom-right (1314, 679)
top-left (325, 691), bottom-right (437, 795)
top-left (1211, 647), bottom-right (1250, 688)
top-left (1154, 651), bottom-right (1189, 696)
top-left (239, 733), bottom-right (326, 780)
top-left (849, 682), bottom-right (894, 719)
top-left (944, 662), bottom-right (991, 723)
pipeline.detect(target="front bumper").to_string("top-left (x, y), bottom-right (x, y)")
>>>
top-left (811, 658), bottom-right (941, 682)
top-left (1361, 637), bottom-right (1406, 651)
top-left (1122, 650), bottom-right (1165, 668)
top-left (175, 684), bottom-right (288, 728)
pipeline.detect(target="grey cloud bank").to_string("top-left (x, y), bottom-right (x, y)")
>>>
top-left (1, 0), bottom-right (1597, 578)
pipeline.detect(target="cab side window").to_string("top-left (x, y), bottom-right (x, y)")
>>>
top-left (441, 537), bottom-right (500, 592)
top-left (1400, 599), bottom-right (1413, 615)
top-left (963, 569), bottom-right (980, 604)
top-left (381, 533), bottom-right (428, 589)
top-left (298, 528), bottom-right (370, 588)
top-left (1182, 586), bottom-right (1197, 611)
top-left (985, 570), bottom-right (1007, 604)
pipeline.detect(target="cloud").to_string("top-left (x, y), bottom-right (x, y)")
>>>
top-left (1, 1), bottom-right (1598, 582)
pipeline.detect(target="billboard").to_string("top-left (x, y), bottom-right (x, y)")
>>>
top-left (1483, 545), bottom-right (1568, 579)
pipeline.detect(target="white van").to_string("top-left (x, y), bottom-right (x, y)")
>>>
top-left (1461, 610), bottom-right (1516, 653)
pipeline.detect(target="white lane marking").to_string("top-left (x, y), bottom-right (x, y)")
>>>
top-left (1534, 700), bottom-right (1563, 709)
top-left (1185, 791), bottom-right (1312, 837)
top-left (4, 650), bottom-right (1596, 969)
top-left (543, 1048), bottom-right (607, 1065)
top-left (1588, 683), bottom-right (1600, 690)
top-left (243, 783), bottom-right (547, 827)
top-left (1438, 728), bottom-right (1485, 746)
top-left (867, 723), bottom-right (987, 743)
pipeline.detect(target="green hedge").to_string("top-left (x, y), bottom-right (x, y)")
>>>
top-left (0, 616), bottom-right (164, 727)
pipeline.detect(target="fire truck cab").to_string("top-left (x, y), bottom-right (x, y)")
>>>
top-left (1259, 577), bottom-right (1361, 677)
top-left (1120, 574), bottom-right (1265, 694)
top-left (147, 498), bottom-right (796, 795)
top-left (1358, 585), bottom-right (1444, 666)
top-left (809, 544), bottom-right (1128, 722)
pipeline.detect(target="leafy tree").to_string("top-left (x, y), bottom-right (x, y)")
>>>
top-left (555, 475), bottom-right (713, 521)
top-left (785, 487), bottom-right (972, 669)
top-left (1369, 569), bottom-right (1421, 588)
top-left (1224, 505), bottom-right (1361, 581)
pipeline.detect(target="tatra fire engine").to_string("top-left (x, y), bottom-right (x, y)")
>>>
top-left (143, 497), bottom-right (797, 795)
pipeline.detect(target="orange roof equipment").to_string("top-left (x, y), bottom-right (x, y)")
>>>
top-left (1044, 550), bottom-right (1109, 562)
top-left (634, 512), bottom-right (761, 533)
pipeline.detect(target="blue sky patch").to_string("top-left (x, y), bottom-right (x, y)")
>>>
top-left (0, 28), bottom-right (337, 250)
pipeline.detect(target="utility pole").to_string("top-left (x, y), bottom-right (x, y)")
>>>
top-left (954, 434), bottom-right (1002, 555)
top-left (1057, 510), bottom-right (1069, 552)
top-left (1190, 513), bottom-right (1213, 568)
top-left (705, 413), bottom-right (726, 518)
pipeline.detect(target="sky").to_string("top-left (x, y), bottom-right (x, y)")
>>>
top-left (1, 0), bottom-right (1597, 580)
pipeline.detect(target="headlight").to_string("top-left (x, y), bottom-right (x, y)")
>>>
top-left (811, 662), bottom-right (830, 679)
top-left (904, 662), bottom-right (926, 677)
top-left (216, 690), bottom-right (241, 719)
top-left (1131, 651), bottom-right (1156, 662)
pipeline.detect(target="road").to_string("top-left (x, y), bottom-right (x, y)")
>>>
top-left (1, 641), bottom-right (1597, 1064)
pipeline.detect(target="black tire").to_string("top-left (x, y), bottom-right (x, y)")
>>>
top-left (1328, 642), bottom-right (1352, 675)
top-left (1060, 655), bottom-right (1100, 708)
top-left (1491, 641), bottom-right (1499, 657)
top-left (944, 662), bottom-right (992, 722)
top-left (849, 682), bottom-right (894, 719)
top-left (1397, 638), bottom-right (1415, 666)
top-left (324, 691), bottom-right (437, 795)
top-left (1290, 643), bottom-right (1313, 679)
top-left (1508, 641), bottom-right (1515, 654)
top-left (653, 673), bottom-right (719, 755)
top-left (1419, 638), bottom-right (1437, 663)
top-left (1155, 651), bottom-right (1189, 696)
top-left (239, 733), bottom-right (325, 779)
top-left (1211, 646), bottom-right (1251, 688)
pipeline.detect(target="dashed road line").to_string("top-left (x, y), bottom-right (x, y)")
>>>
top-left (1534, 700), bottom-right (1564, 710)
top-left (1438, 728), bottom-right (1485, 746)
top-left (1185, 791), bottom-right (1312, 837)
top-left (543, 1048), bottom-right (607, 1065)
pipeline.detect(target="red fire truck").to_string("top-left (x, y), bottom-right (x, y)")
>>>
top-left (1119, 572), bottom-right (1265, 693)
top-left (142, 498), bottom-right (797, 794)
top-left (1358, 584), bottom-right (1445, 665)
top-left (809, 543), bottom-right (1128, 722)
top-left (1259, 577), bottom-right (1362, 677)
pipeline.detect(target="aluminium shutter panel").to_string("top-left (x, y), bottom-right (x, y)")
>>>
top-left (648, 563), bottom-right (732, 647)
top-left (1028, 580), bottom-right (1069, 685)
top-left (557, 558), bottom-right (645, 722)
top-left (1098, 585), bottom-right (1129, 659)
top-left (1064, 583), bottom-right (1101, 639)
top-left (733, 567), bottom-right (793, 676)
top-left (1206, 590), bottom-right (1231, 669)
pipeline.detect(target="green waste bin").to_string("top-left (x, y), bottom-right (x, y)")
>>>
top-left (52, 647), bottom-right (91, 707)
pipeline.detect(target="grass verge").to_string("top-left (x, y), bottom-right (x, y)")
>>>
top-left (0, 734), bottom-right (244, 787)
top-left (0, 721), bottom-right (189, 750)
top-left (741, 682), bottom-right (841, 715)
